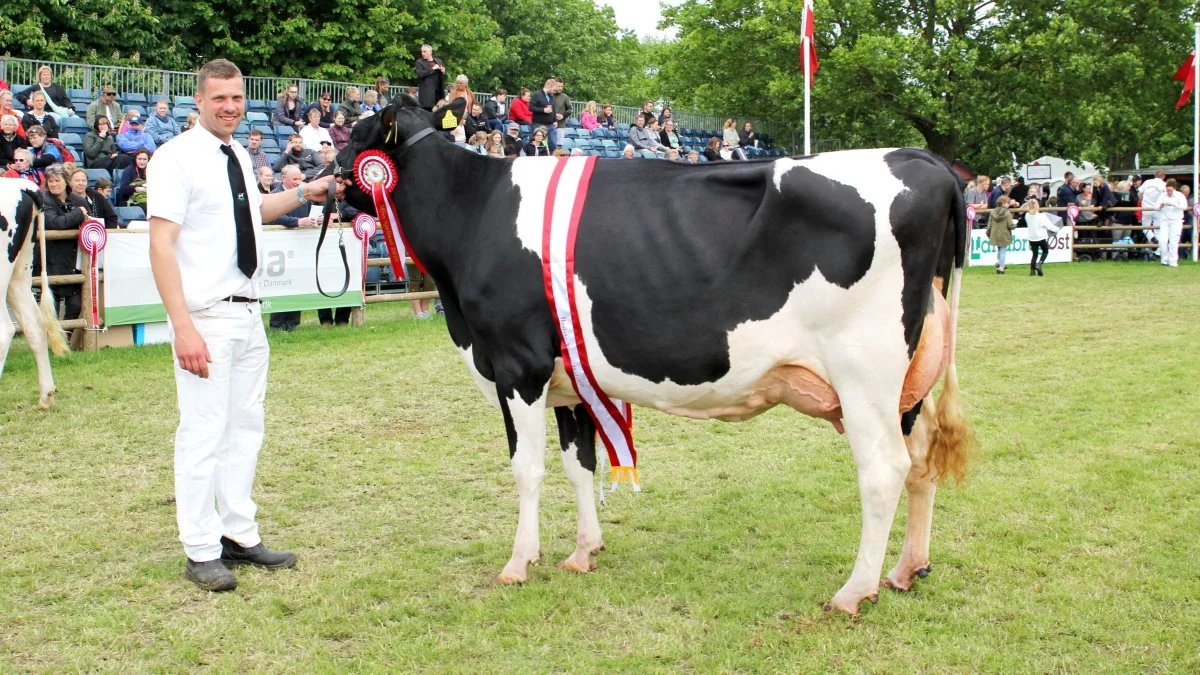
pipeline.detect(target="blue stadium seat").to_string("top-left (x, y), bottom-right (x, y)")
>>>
top-left (566, 118), bottom-right (581, 128)
top-left (115, 205), bottom-right (146, 225)
top-left (245, 111), bottom-right (269, 124)
top-left (124, 105), bottom-right (145, 116)
top-left (260, 138), bottom-right (280, 152)
top-left (85, 168), bottom-right (111, 186)
top-left (559, 139), bottom-right (574, 152)
top-left (247, 100), bottom-right (269, 113)
top-left (562, 128), bottom-right (578, 138)
top-left (605, 149), bottom-right (622, 159)
top-left (584, 149), bottom-right (601, 157)
top-left (265, 153), bottom-right (279, 166)
top-left (274, 125), bottom-right (294, 140)
top-left (68, 88), bottom-right (91, 100)
top-left (172, 109), bottom-right (191, 122)
top-left (698, 155), bottom-right (708, 163)
top-left (637, 149), bottom-right (658, 159)
top-left (174, 95), bottom-right (195, 109)
top-left (235, 121), bottom-right (250, 134)
top-left (60, 132), bottom-right (83, 146)
top-left (600, 139), bottom-right (617, 151)
top-left (518, 125), bottom-right (531, 136)
top-left (124, 92), bottom-right (149, 106)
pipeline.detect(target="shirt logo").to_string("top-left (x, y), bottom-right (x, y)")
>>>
top-left (237, 192), bottom-right (246, 202)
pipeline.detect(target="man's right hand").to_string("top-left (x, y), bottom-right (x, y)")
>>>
top-left (175, 325), bottom-right (211, 379)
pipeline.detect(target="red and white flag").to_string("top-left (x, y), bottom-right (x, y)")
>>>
top-left (801, 0), bottom-right (819, 81)
top-left (1174, 53), bottom-right (1195, 110)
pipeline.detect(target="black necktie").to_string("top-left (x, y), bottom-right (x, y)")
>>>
top-left (219, 144), bottom-right (257, 279)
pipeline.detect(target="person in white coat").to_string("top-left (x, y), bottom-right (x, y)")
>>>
top-left (1024, 195), bottom-right (1062, 276)
top-left (1150, 178), bottom-right (1187, 267)
top-left (1138, 169), bottom-right (1167, 252)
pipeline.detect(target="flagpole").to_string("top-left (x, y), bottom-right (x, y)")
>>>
top-left (804, 38), bottom-right (811, 155)
top-left (1193, 22), bottom-right (1198, 261)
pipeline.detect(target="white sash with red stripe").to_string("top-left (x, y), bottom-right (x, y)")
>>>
top-left (540, 156), bottom-right (640, 491)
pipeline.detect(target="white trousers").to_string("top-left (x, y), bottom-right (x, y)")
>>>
top-left (171, 301), bottom-right (269, 562)
top-left (1158, 219), bottom-right (1182, 265)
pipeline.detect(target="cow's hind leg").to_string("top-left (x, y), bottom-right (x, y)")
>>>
top-left (494, 379), bottom-right (550, 585)
top-left (6, 281), bottom-right (55, 410)
top-left (554, 405), bottom-right (603, 573)
top-left (824, 370), bottom-right (912, 615)
top-left (885, 397), bottom-right (937, 592)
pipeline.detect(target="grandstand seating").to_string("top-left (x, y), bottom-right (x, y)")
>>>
top-left (85, 168), bottom-right (111, 186)
top-left (115, 205), bottom-right (146, 225)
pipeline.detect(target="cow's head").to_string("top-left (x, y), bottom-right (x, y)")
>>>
top-left (333, 94), bottom-right (467, 215)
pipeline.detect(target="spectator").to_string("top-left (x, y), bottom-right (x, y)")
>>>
top-left (117, 114), bottom-right (157, 154)
top-left (448, 74), bottom-right (476, 112)
top-left (415, 45), bottom-right (447, 111)
top-left (83, 116), bottom-right (132, 171)
top-left (1055, 172), bottom-right (1080, 209)
top-left (374, 76), bottom-right (392, 108)
top-left (3, 148), bottom-right (42, 186)
top-left (987, 176), bottom-right (1012, 209)
top-left (465, 102), bottom-right (489, 138)
top-left (0, 91), bottom-right (23, 137)
top-left (738, 121), bottom-right (760, 149)
top-left (20, 90), bottom-right (60, 139)
top-left (268, 165), bottom-right (312, 331)
top-left (664, 148), bottom-right (680, 161)
top-left (25, 126), bottom-right (63, 169)
top-left (272, 83), bottom-right (306, 130)
top-left (1111, 180), bottom-right (1136, 244)
top-left (305, 91), bottom-right (336, 128)
top-left (627, 115), bottom-right (661, 153)
top-left (595, 104), bottom-right (617, 130)
top-left (484, 89), bottom-right (508, 131)
top-left (307, 147), bottom-right (338, 180)
top-left (531, 80), bottom-right (557, 151)
top-left (68, 166), bottom-right (118, 229)
top-left (1150, 178), bottom-right (1186, 267)
top-left (115, 147), bottom-right (151, 206)
top-left (36, 164), bottom-right (88, 319)
top-left (722, 119), bottom-right (741, 150)
top-left (508, 88), bottom-right (533, 125)
top-left (256, 165), bottom-right (278, 194)
top-left (329, 111), bottom-right (351, 150)
top-left (1, 114), bottom-right (28, 167)
top-left (361, 89), bottom-right (381, 117)
top-left (485, 130), bottom-right (506, 157)
top-left (466, 130), bottom-right (488, 155)
top-left (524, 126), bottom-right (552, 157)
top-left (117, 109), bottom-right (139, 135)
top-left (659, 119), bottom-right (682, 150)
top-left (1181, 184), bottom-right (1194, 262)
top-left (338, 86), bottom-right (361, 126)
top-left (1024, 196), bottom-right (1062, 276)
top-left (965, 174), bottom-right (990, 228)
top-left (621, 144), bottom-right (636, 159)
top-left (639, 100), bottom-right (656, 127)
top-left (986, 193), bottom-right (1017, 274)
top-left (15, 65), bottom-right (74, 117)
top-left (658, 105), bottom-right (674, 127)
top-left (551, 77), bottom-right (571, 132)
top-left (580, 101), bottom-right (599, 131)
top-left (92, 177), bottom-right (114, 203)
top-left (145, 99), bottom-right (181, 146)
top-left (244, 128), bottom-right (271, 171)
top-left (702, 137), bottom-right (723, 162)
top-left (686, 150), bottom-right (700, 164)
top-left (299, 107), bottom-right (334, 152)
top-left (503, 122), bottom-right (524, 156)
top-left (86, 86), bottom-right (121, 129)
top-left (181, 111), bottom-right (199, 132)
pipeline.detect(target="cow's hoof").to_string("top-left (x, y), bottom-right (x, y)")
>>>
top-left (884, 564), bottom-right (932, 592)
top-left (35, 392), bottom-right (55, 411)
top-left (823, 588), bottom-right (880, 615)
top-left (492, 572), bottom-right (526, 586)
top-left (558, 550), bottom-right (599, 574)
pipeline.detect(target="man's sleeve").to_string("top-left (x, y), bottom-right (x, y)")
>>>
top-left (146, 149), bottom-right (188, 224)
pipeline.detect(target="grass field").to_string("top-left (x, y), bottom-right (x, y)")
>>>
top-left (2, 262), bottom-right (1198, 672)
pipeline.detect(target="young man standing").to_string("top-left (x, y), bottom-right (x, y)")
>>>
top-left (147, 58), bottom-right (334, 592)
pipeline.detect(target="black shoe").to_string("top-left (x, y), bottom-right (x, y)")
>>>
top-left (1030, 267), bottom-right (1036, 276)
top-left (220, 536), bottom-right (298, 570)
top-left (1036, 263), bottom-right (1044, 277)
top-left (185, 558), bottom-right (238, 592)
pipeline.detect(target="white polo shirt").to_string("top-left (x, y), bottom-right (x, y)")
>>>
top-left (147, 124), bottom-right (264, 311)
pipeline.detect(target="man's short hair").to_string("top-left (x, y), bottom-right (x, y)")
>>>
top-left (281, 165), bottom-right (302, 179)
top-left (289, 134), bottom-right (303, 142)
top-left (494, 88), bottom-right (507, 96)
top-left (94, 177), bottom-right (113, 190)
top-left (197, 59), bottom-right (242, 94)
top-left (1063, 171), bottom-right (1074, 180)
top-left (248, 129), bottom-right (263, 138)
top-left (1166, 178), bottom-right (1177, 188)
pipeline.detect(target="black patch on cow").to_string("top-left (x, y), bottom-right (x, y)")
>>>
top-left (7, 189), bottom-right (36, 264)
top-left (554, 405), bottom-right (597, 473)
top-left (572, 160), bottom-right (876, 385)
top-left (499, 394), bottom-right (519, 459)
top-left (900, 399), bottom-right (924, 436)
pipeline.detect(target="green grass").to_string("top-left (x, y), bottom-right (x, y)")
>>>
top-left (2, 262), bottom-right (1198, 672)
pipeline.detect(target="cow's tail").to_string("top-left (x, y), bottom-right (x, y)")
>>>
top-left (928, 179), bottom-right (973, 484)
top-left (36, 210), bottom-right (70, 356)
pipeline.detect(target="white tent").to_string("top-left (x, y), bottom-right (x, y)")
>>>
top-left (1016, 156), bottom-right (1101, 188)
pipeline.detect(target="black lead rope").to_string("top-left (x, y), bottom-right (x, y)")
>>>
top-left (315, 189), bottom-right (350, 298)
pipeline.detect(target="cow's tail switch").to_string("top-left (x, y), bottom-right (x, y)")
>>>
top-left (37, 210), bottom-right (70, 356)
top-left (928, 196), bottom-right (973, 484)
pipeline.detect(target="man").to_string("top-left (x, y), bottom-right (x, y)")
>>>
top-left (272, 133), bottom-right (317, 175)
top-left (465, 103), bottom-right (489, 138)
top-left (414, 45), bottom-right (446, 111)
top-left (964, 174), bottom-right (990, 228)
top-left (530, 79), bottom-right (557, 152)
top-left (627, 115), bottom-right (661, 153)
top-left (147, 58), bottom-right (334, 593)
top-left (245, 129), bottom-right (271, 171)
top-left (987, 176), bottom-right (1012, 209)
top-left (551, 78), bottom-right (572, 142)
top-left (503, 121), bottom-right (524, 156)
top-left (1138, 169), bottom-right (1167, 251)
top-left (1150, 178), bottom-right (1186, 267)
top-left (117, 114), bottom-right (157, 154)
top-left (639, 100), bottom-right (657, 127)
top-left (1056, 172), bottom-right (1079, 208)
top-left (87, 86), bottom-right (122, 129)
top-left (145, 99), bottom-right (181, 146)
top-left (306, 146), bottom-right (337, 180)
top-left (484, 89), bottom-right (508, 131)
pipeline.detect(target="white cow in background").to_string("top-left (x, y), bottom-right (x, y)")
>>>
top-left (1, 177), bottom-right (69, 409)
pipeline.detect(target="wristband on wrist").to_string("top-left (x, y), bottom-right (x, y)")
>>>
top-left (295, 184), bottom-right (308, 205)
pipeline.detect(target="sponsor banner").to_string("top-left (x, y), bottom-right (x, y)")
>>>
top-left (104, 229), bottom-right (363, 326)
top-left (969, 223), bottom-right (1074, 267)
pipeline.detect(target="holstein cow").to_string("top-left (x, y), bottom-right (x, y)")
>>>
top-left (1, 177), bottom-right (69, 409)
top-left (331, 96), bottom-right (973, 614)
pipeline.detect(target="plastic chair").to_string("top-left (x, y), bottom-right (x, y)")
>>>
top-left (85, 168), bottom-right (112, 186)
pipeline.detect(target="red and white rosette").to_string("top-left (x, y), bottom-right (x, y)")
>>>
top-left (1066, 203), bottom-right (1080, 225)
top-left (78, 218), bottom-right (107, 329)
top-left (353, 149), bottom-right (426, 281)
top-left (1192, 202), bottom-right (1199, 220)
top-left (965, 204), bottom-right (976, 227)
top-left (352, 213), bottom-right (377, 297)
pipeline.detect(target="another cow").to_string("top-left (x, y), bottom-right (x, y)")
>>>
top-left (1, 177), bottom-right (69, 409)
top-left (331, 96), bottom-right (973, 614)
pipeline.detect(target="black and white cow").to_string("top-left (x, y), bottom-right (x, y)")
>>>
top-left (1, 177), bottom-right (69, 409)
top-left (332, 96), bottom-right (973, 614)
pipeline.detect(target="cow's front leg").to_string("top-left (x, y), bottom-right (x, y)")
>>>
top-left (7, 283), bottom-right (55, 410)
top-left (886, 397), bottom-right (937, 592)
top-left (554, 405), bottom-right (603, 573)
top-left (493, 380), bottom-right (550, 585)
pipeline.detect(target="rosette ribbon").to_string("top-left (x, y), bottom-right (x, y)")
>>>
top-left (1066, 203), bottom-right (1080, 226)
top-left (352, 213), bottom-right (378, 298)
top-left (353, 150), bottom-right (426, 281)
top-left (965, 204), bottom-right (976, 228)
top-left (78, 218), bottom-right (107, 329)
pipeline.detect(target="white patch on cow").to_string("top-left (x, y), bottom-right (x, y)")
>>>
top-left (457, 345), bottom-right (501, 410)
top-left (497, 385), bottom-right (549, 583)
top-left (508, 157), bottom-right (563, 255)
top-left (1, 177), bottom-right (58, 408)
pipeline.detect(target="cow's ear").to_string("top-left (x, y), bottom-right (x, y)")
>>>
top-left (430, 98), bottom-right (468, 130)
top-left (380, 105), bottom-right (398, 144)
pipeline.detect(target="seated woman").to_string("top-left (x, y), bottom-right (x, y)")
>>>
top-left (595, 104), bottom-right (617, 130)
top-left (329, 110), bottom-right (351, 150)
top-left (299, 107), bottom-right (334, 152)
top-left (702, 137), bottom-right (723, 162)
top-left (272, 84), bottom-right (306, 129)
top-left (580, 101), bottom-right (599, 131)
top-left (659, 119), bottom-right (682, 150)
top-left (3, 148), bottom-right (43, 186)
top-left (0, 114), bottom-right (29, 168)
top-left (20, 91), bottom-right (60, 139)
top-left (485, 130), bottom-right (506, 158)
top-left (257, 165), bottom-right (278, 194)
top-left (0, 91), bottom-right (25, 138)
top-left (508, 88), bottom-right (533, 126)
top-left (524, 126), bottom-right (552, 157)
top-left (16, 66), bottom-right (75, 117)
top-left (84, 117), bottom-right (134, 171)
top-left (68, 166), bottom-right (119, 229)
top-left (305, 91), bottom-right (337, 128)
top-left (115, 148), bottom-right (151, 206)
top-left (37, 164), bottom-right (89, 320)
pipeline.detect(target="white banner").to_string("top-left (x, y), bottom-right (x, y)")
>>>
top-left (968, 222), bottom-right (1074, 267)
top-left (103, 228), bottom-right (364, 326)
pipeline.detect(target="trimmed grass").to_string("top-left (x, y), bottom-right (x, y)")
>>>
top-left (1, 262), bottom-right (1198, 672)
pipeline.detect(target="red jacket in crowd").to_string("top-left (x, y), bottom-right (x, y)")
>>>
top-left (508, 97), bottom-right (532, 125)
